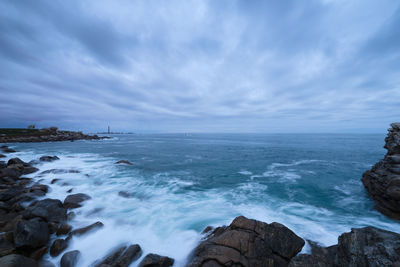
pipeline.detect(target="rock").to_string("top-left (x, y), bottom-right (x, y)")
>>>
top-left (2, 148), bottom-right (16, 153)
top-left (50, 239), bottom-right (68, 257)
top-left (186, 216), bottom-right (305, 267)
top-left (40, 169), bottom-right (80, 175)
top-left (50, 179), bottom-right (60, 184)
top-left (56, 223), bottom-right (72, 236)
top-left (7, 158), bottom-right (38, 174)
top-left (0, 187), bottom-right (24, 201)
top-left (38, 260), bottom-right (55, 267)
top-left (289, 226), bottom-right (400, 267)
top-left (24, 199), bottom-right (67, 223)
top-left (29, 184), bottom-right (49, 193)
top-left (118, 191), bottom-right (131, 198)
top-left (60, 250), bottom-right (81, 267)
top-left (39, 156), bottom-right (60, 162)
top-left (0, 254), bottom-right (38, 267)
top-left (7, 158), bottom-right (24, 166)
top-left (115, 160), bottom-right (133, 165)
top-left (67, 221), bottom-right (104, 240)
top-left (0, 168), bottom-right (21, 179)
top-left (30, 246), bottom-right (49, 260)
top-left (362, 122), bottom-right (400, 219)
top-left (139, 253), bottom-right (174, 267)
top-left (13, 218), bottom-right (49, 248)
top-left (0, 154), bottom-right (5, 158)
top-left (95, 244), bottom-right (142, 267)
top-left (336, 226), bottom-right (400, 266)
top-left (67, 188), bottom-right (73, 193)
top-left (63, 193), bottom-right (91, 209)
top-left (0, 238), bottom-right (16, 257)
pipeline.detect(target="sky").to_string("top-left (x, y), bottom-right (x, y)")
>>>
top-left (0, 0), bottom-right (399, 133)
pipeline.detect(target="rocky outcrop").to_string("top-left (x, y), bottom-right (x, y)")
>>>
top-left (94, 244), bottom-right (142, 267)
top-left (186, 216), bottom-right (305, 267)
top-left (289, 226), bottom-right (400, 266)
top-left (0, 128), bottom-right (108, 143)
top-left (362, 122), bottom-right (400, 219)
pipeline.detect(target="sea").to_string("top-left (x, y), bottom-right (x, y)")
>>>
top-left (4, 133), bottom-right (400, 266)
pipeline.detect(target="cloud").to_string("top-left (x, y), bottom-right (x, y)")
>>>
top-left (0, 0), bottom-right (399, 132)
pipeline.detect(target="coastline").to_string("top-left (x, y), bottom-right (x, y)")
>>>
top-left (2, 134), bottom-right (399, 266)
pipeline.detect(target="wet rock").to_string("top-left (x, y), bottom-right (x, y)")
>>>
top-left (362, 123), bottom-right (400, 219)
top-left (0, 168), bottom-right (21, 179)
top-left (0, 238), bottom-right (16, 257)
top-left (2, 148), bottom-right (17, 153)
top-left (0, 254), bottom-right (38, 267)
top-left (13, 218), bottom-right (49, 248)
top-left (24, 199), bottom-right (67, 223)
top-left (29, 184), bottom-right (49, 193)
top-left (67, 212), bottom-right (76, 221)
top-left (48, 222), bottom-right (59, 234)
top-left (38, 260), bottom-right (55, 267)
top-left (7, 158), bottom-right (38, 174)
top-left (115, 160), bottom-right (133, 165)
top-left (116, 244), bottom-right (142, 267)
top-left (0, 187), bottom-right (24, 201)
top-left (60, 250), bottom-right (81, 267)
top-left (67, 188), bottom-right (73, 193)
top-left (39, 156), bottom-right (60, 162)
top-left (139, 253), bottom-right (174, 267)
top-left (118, 191), bottom-right (131, 198)
top-left (50, 179), bottom-right (60, 184)
top-left (63, 193), bottom-right (91, 209)
top-left (186, 216), bottom-right (305, 267)
top-left (0, 154), bottom-right (5, 158)
top-left (56, 223), bottom-right (72, 236)
top-left (67, 221), bottom-right (104, 240)
top-left (95, 244), bottom-right (142, 267)
top-left (289, 240), bottom-right (337, 267)
top-left (50, 239), bottom-right (68, 257)
top-left (30, 246), bottom-right (49, 261)
top-left (40, 169), bottom-right (80, 175)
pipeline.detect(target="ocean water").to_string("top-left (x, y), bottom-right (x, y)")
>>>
top-left (4, 133), bottom-right (400, 266)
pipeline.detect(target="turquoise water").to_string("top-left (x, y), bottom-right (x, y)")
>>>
top-left (5, 133), bottom-right (400, 266)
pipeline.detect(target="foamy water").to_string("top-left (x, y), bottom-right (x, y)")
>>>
top-left (4, 133), bottom-right (400, 266)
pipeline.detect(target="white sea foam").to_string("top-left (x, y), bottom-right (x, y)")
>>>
top-left (12, 149), bottom-right (400, 267)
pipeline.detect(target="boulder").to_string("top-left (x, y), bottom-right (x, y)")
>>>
top-left (56, 223), bottom-right (72, 236)
top-left (39, 156), bottom-right (60, 162)
top-left (289, 226), bottom-right (400, 266)
top-left (60, 250), bottom-right (81, 267)
top-left (139, 253), bottom-right (174, 267)
top-left (362, 122), bottom-right (400, 219)
top-left (95, 244), bottom-right (142, 267)
top-left (0, 237), bottom-right (16, 257)
top-left (63, 193), bottom-right (91, 209)
top-left (13, 218), bottom-right (49, 248)
top-left (0, 154), bottom-right (5, 158)
top-left (186, 216), bottom-right (305, 267)
top-left (50, 239), bottom-right (68, 257)
top-left (0, 254), bottom-right (38, 267)
top-left (2, 148), bottom-right (16, 153)
top-left (30, 246), bottom-right (49, 261)
top-left (24, 199), bottom-right (67, 223)
top-left (67, 221), bottom-right (104, 240)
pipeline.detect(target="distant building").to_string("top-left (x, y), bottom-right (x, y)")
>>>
top-left (28, 125), bottom-right (35, 129)
top-left (108, 126), bottom-right (110, 134)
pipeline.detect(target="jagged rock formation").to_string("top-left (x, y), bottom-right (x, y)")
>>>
top-left (289, 226), bottom-right (400, 266)
top-left (186, 216), bottom-right (305, 267)
top-left (362, 122), bottom-right (400, 219)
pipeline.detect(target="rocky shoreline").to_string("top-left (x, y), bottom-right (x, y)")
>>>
top-left (362, 122), bottom-right (400, 220)
top-left (0, 128), bottom-right (108, 143)
top-left (1, 128), bottom-right (400, 266)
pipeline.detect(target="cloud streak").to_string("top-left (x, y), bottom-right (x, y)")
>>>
top-left (0, 0), bottom-right (399, 132)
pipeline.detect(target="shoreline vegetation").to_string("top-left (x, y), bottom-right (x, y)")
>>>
top-left (0, 125), bottom-right (399, 266)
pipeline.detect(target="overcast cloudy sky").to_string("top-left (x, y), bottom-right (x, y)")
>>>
top-left (0, 0), bottom-right (399, 133)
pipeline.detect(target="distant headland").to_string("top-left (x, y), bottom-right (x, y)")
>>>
top-left (0, 126), bottom-right (109, 143)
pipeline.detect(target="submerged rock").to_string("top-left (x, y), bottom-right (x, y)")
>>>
top-left (115, 160), bottom-right (133, 165)
top-left (50, 239), bottom-right (68, 257)
top-left (139, 253), bottom-right (174, 267)
top-left (39, 156), bottom-right (60, 162)
top-left (60, 250), bottom-right (80, 267)
top-left (186, 216), bottom-right (304, 267)
top-left (63, 193), bottom-right (91, 209)
top-left (40, 169), bottom-right (80, 175)
top-left (362, 122), bottom-right (400, 219)
top-left (67, 221), bottom-right (104, 240)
